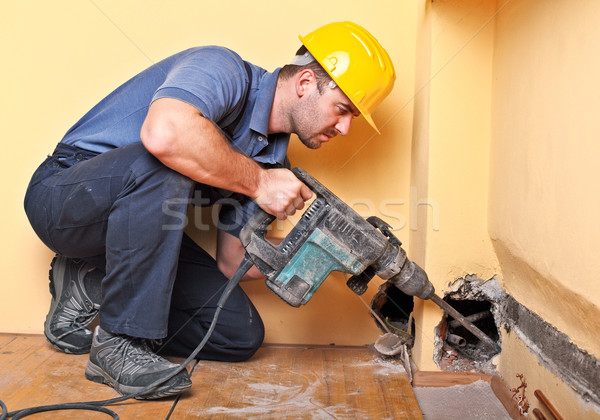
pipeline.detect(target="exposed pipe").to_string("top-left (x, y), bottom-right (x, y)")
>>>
top-left (535, 390), bottom-right (564, 420)
top-left (447, 334), bottom-right (466, 347)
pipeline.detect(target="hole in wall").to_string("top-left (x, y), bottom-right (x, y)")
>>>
top-left (441, 297), bottom-right (499, 361)
top-left (434, 276), bottom-right (504, 373)
top-left (371, 281), bottom-right (415, 347)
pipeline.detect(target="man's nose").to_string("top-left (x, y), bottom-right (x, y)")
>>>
top-left (335, 115), bottom-right (352, 136)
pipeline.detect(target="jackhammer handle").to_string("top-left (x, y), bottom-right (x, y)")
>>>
top-left (292, 167), bottom-right (332, 198)
top-left (240, 168), bottom-right (309, 247)
top-left (241, 167), bottom-right (322, 245)
top-left (291, 167), bottom-right (314, 186)
top-left (239, 207), bottom-right (276, 247)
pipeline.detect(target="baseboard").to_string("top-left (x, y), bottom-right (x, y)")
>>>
top-left (412, 370), bottom-right (491, 387)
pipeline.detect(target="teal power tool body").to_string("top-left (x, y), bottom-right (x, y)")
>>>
top-left (240, 167), bottom-right (501, 353)
top-left (0, 168), bottom-right (500, 420)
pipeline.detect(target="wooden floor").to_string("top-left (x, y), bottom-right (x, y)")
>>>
top-left (0, 334), bottom-right (422, 419)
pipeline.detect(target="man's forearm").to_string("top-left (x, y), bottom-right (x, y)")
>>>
top-left (141, 97), bottom-right (312, 219)
top-left (141, 97), bottom-right (263, 198)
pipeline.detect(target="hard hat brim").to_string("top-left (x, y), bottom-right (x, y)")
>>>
top-left (363, 113), bottom-right (381, 134)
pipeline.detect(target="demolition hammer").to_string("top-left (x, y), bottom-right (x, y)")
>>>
top-left (240, 167), bottom-right (501, 353)
top-left (0, 168), bottom-right (499, 419)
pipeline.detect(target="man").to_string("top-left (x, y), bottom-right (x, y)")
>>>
top-left (24, 21), bottom-right (395, 399)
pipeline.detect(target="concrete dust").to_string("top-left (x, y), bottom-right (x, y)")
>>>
top-left (192, 354), bottom-right (408, 420)
top-left (413, 380), bottom-right (511, 420)
top-left (353, 352), bottom-right (408, 376)
top-left (202, 378), bottom-right (369, 419)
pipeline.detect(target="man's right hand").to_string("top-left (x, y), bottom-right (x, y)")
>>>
top-left (253, 168), bottom-right (313, 220)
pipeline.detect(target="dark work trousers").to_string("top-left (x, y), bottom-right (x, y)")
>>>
top-left (24, 142), bottom-right (264, 362)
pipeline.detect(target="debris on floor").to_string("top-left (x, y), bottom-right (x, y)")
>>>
top-left (413, 380), bottom-right (511, 420)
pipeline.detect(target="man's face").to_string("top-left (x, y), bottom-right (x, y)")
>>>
top-left (292, 83), bottom-right (360, 149)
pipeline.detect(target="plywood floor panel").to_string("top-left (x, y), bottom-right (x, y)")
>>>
top-left (0, 334), bottom-right (176, 419)
top-left (172, 346), bottom-right (422, 419)
top-left (0, 335), bottom-right (422, 419)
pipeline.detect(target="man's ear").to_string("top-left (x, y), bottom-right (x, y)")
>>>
top-left (295, 69), bottom-right (316, 98)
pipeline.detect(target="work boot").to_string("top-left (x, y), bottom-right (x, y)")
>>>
top-left (85, 326), bottom-right (192, 399)
top-left (44, 255), bottom-right (102, 354)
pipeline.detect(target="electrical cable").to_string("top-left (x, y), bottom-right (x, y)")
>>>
top-left (0, 255), bottom-right (254, 420)
top-left (384, 318), bottom-right (413, 338)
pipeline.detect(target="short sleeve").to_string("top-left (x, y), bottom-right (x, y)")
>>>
top-left (152, 47), bottom-right (249, 123)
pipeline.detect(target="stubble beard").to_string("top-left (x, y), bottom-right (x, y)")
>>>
top-left (298, 133), bottom-right (322, 150)
top-left (292, 90), bottom-right (325, 150)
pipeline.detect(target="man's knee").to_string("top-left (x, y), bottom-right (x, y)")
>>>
top-left (204, 305), bottom-right (265, 361)
top-left (162, 304), bottom-right (264, 362)
top-left (226, 312), bottom-right (265, 362)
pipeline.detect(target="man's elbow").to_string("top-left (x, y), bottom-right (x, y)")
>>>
top-left (140, 118), bottom-right (175, 159)
top-left (217, 258), bottom-right (236, 279)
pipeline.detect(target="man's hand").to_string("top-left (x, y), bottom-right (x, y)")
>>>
top-left (253, 168), bottom-right (313, 219)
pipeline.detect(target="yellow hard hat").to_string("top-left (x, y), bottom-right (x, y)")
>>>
top-left (299, 21), bottom-right (396, 133)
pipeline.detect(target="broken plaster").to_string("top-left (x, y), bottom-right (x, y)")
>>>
top-left (433, 275), bottom-right (504, 374)
top-left (431, 275), bottom-right (600, 409)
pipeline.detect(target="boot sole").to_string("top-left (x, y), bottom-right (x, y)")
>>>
top-left (85, 360), bottom-right (192, 399)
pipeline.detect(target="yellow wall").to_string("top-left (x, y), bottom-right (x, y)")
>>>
top-left (409, 1), bottom-right (600, 416)
top-left (1, 1), bottom-right (417, 346)
top-left (490, 0), bottom-right (600, 417)
top-left (498, 332), bottom-right (599, 419)
top-left (410, 0), bottom-right (500, 370)
top-left (490, 0), bottom-right (600, 359)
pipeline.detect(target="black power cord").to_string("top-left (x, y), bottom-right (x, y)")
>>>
top-left (0, 255), bottom-right (254, 420)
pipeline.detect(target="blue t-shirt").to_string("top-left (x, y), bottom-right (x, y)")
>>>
top-left (60, 46), bottom-right (290, 236)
